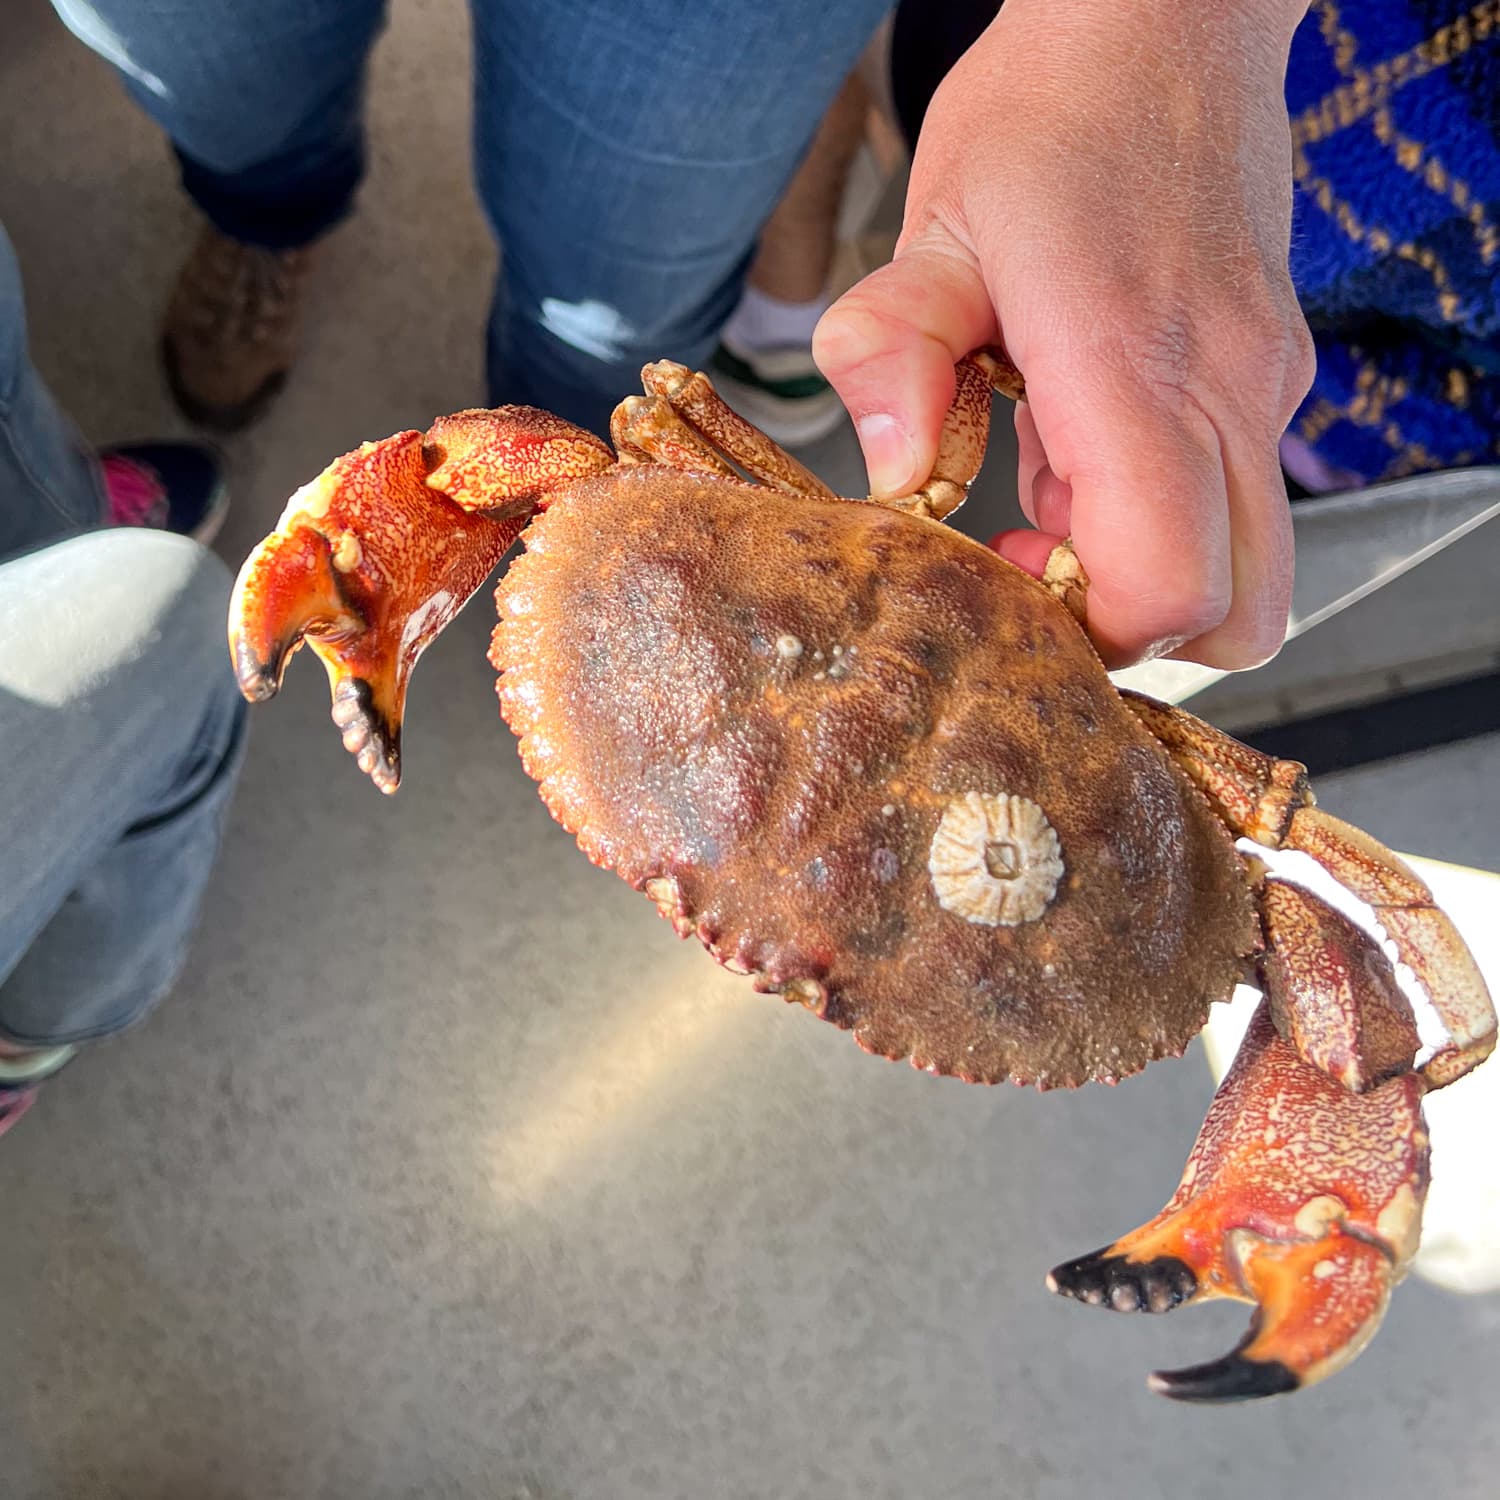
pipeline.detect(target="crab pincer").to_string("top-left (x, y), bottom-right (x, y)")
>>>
top-left (227, 410), bottom-right (611, 790)
top-left (1049, 1002), bottom-right (1429, 1400)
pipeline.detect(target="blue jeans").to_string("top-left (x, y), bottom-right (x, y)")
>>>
top-left (0, 224), bottom-right (246, 1048)
top-left (49, 0), bottom-right (891, 437)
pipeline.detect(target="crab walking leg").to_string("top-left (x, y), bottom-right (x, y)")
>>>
top-left (878, 351), bottom-right (1023, 523)
top-left (1285, 806), bottom-right (1498, 1087)
top-left (1040, 541), bottom-right (1090, 625)
top-left (634, 348), bottom-right (1026, 517)
top-left (1049, 1003), bottom-right (1430, 1401)
top-left (610, 394), bottom-right (741, 482)
top-left (1122, 690), bottom-right (1497, 1089)
top-left (228, 410), bottom-right (612, 792)
top-left (637, 361), bottom-right (837, 498)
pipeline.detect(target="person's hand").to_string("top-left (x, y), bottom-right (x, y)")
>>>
top-left (814, 0), bottom-right (1314, 669)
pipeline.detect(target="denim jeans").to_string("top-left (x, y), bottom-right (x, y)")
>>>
top-left (51, 0), bottom-right (892, 436)
top-left (0, 224), bottom-right (246, 1047)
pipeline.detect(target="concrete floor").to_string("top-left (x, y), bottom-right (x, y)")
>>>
top-left (4, 3), bottom-right (1500, 1498)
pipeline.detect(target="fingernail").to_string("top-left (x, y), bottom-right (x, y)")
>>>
top-left (856, 413), bottom-right (918, 497)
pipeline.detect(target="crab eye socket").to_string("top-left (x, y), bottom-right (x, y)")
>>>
top-left (929, 792), bottom-right (1064, 927)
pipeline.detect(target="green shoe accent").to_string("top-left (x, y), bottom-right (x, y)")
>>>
top-left (711, 345), bottom-right (833, 401)
top-left (0, 1043), bottom-right (78, 1086)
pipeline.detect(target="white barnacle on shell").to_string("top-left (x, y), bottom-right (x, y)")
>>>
top-left (928, 791), bottom-right (1064, 927)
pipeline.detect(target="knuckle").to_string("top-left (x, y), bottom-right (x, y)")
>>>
top-left (1099, 288), bottom-right (1315, 436)
top-left (1215, 291), bottom-right (1317, 422)
top-left (1283, 314), bottom-right (1318, 408)
top-left (1100, 574), bottom-right (1232, 663)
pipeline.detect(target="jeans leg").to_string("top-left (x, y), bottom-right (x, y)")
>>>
top-left (49, 0), bottom-right (389, 249)
top-left (0, 531), bottom-right (246, 1047)
top-left (0, 225), bottom-right (107, 558)
top-left (472, 0), bottom-right (892, 435)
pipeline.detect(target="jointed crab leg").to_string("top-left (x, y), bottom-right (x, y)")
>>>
top-left (1050, 1003), bottom-right (1430, 1401)
top-left (634, 360), bottom-right (838, 497)
top-left (610, 389), bottom-right (742, 482)
top-left (888, 350), bottom-right (1024, 522)
top-left (628, 349), bottom-right (1025, 520)
top-left (1284, 806), bottom-right (1497, 1087)
top-left (1122, 691), bottom-right (1497, 1088)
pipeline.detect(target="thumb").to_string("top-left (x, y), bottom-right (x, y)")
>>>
top-left (814, 233), bottom-right (997, 498)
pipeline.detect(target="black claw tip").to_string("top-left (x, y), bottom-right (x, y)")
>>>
top-left (231, 637), bottom-right (284, 703)
top-left (1047, 1249), bottom-right (1198, 1314)
top-left (1149, 1350), bottom-right (1300, 1404)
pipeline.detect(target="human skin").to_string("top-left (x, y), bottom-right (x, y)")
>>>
top-left (815, 0), bottom-right (1315, 669)
top-left (749, 70), bottom-right (870, 305)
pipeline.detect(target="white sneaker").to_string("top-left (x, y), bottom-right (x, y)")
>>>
top-left (709, 338), bottom-right (849, 447)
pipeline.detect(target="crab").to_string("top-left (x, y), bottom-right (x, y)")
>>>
top-left (228, 350), bottom-right (1496, 1402)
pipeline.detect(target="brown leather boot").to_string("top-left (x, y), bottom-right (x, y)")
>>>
top-left (162, 225), bottom-right (319, 430)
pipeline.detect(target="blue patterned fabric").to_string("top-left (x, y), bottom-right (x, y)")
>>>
top-left (1288, 2), bottom-right (1500, 482)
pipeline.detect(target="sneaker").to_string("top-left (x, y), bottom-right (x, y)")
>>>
top-left (162, 225), bottom-right (318, 430)
top-left (101, 441), bottom-right (229, 544)
top-left (0, 1043), bottom-right (77, 1141)
top-left (709, 338), bottom-right (849, 447)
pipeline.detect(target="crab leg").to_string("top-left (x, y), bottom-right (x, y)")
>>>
top-left (630, 348), bottom-right (1025, 520)
top-left (1045, 691), bottom-right (1492, 1398)
top-left (1122, 691), bottom-right (1497, 1088)
top-left (881, 350), bottom-right (1022, 523)
top-left (1284, 806), bottom-right (1497, 1086)
top-left (633, 361), bottom-right (837, 498)
top-left (1049, 1003), bottom-right (1429, 1401)
top-left (610, 392), bottom-right (741, 482)
top-left (228, 409), bottom-right (612, 791)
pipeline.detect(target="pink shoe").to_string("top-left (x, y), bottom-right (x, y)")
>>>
top-left (99, 440), bottom-right (229, 544)
top-left (0, 1084), bottom-right (40, 1139)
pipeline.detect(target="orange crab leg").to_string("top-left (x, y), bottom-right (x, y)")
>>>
top-left (1284, 806), bottom-right (1497, 1087)
top-left (628, 349), bottom-right (1024, 518)
top-left (1121, 691), bottom-right (1497, 1089)
top-left (1049, 1003), bottom-right (1429, 1401)
top-left (228, 410), bottom-right (612, 791)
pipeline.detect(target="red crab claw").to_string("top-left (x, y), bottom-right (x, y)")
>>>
top-left (1048, 1002), bottom-right (1428, 1402)
top-left (227, 409), bottom-right (612, 791)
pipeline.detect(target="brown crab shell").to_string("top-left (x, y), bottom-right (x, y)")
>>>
top-left (491, 467), bottom-right (1258, 1088)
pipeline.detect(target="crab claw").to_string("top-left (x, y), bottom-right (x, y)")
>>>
top-left (1048, 1002), bottom-right (1428, 1401)
top-left (227, 426), bottom-right (535, 791)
